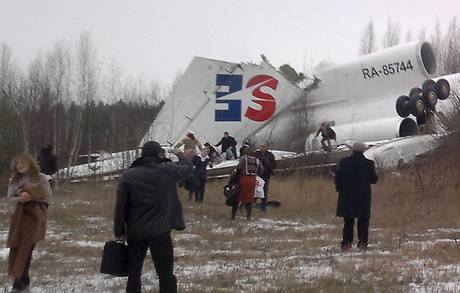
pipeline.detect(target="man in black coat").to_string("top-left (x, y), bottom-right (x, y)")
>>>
top-left (191, 147), bottom-right (213, 203)
top-left (215, 131), bottom-right (238, 160)
top-left (256, 142), bottom-right (276, 212)
top-left (114, 141), bottom-right (193, 293)
top-left (335, 142), bottom-right (378, 251)
top-left (38, 144), bottom-right (58, 176)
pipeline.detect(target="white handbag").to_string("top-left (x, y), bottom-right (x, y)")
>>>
top-left (254, 176), bottom-right (265, 199)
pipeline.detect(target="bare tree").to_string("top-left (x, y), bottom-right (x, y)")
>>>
top-left (0, 32), bottom-right (164, 178)
top-left (404, 29), bottom-right (412, 42)
top-left (102, 57), bottom-right (123, 104)
top-left (11, 54), bottom-right (48, 152)
top-left (442, 17), bottom-right (460, 74)
top-left (382, 18), bottom-right (401, 48)
top-left (359, 20), bottom-right (377, 56)
top-left (45, 40), bottom-right (72, 159)
top-left (430, 18), bottom-right (444, 74)
top-left (0, 43), bottom-right (14, 92)
top-left (0, 44), bottom-right (18, 119)
top-left (67, 31), bottom-right (98, 168)
top-left (0, 44), bottom-right (23, 169)
top-left (418, 26), bottom-right (427, 42)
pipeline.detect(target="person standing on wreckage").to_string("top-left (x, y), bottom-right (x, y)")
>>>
top-left (215, 131), bottom-right (238, 160)
top-left (114, 141), bottom-right (193, 293)
top-left (314, 122), bottom-right (336, 152)
top-left (334, 142), bottom-right (378, 251)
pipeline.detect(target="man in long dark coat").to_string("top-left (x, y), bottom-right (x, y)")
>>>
top-left (335, 142), bottom-right (378, 251)
top-left (38, 144), bottom-right (57, 179)
top-left (114, 141), bottom-right (193, 293)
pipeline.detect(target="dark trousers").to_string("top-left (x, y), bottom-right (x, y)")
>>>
top-left (127, 233), bottom-right (177, 293)
top-left (194, 180), bottom-right (206, 202)
top-left (342, 217), bottom-right (369, 246)
top-left (231, 146), bottom-right (237, 159)
top-left (231, 202), bottom-right (253, 220)
top-left (321, 137), bottom-right (332, 151)
top-left (12, 246), bottom-right (34, 290)
top-left (260, 179), bottom-right (270, 211)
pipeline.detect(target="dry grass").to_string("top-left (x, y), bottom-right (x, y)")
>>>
top-left (0, 154), bottom-right (459, 292)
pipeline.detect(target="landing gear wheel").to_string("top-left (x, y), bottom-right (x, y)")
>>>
top-left (435, 78), bottom-right (450, 100)
top-left (409, 95), bottom-right (426, 117)
top-left (422, 80), bottom-right (438, 109)
top-left (396, 95), bottom-right (411, 118)
top-left (409, 87), bottom-right (422, 98)
top-left (422, 79), bottom-right (436, 91)
top-left (416, 113), bottom-right (427, 125)
top-left (422, 88), bottom-right (438, 109)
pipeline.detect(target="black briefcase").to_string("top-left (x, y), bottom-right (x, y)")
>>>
top-left (100, 240), bottom-right (129, 277)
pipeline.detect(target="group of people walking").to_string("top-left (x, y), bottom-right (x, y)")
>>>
top-left (3, 129), bottom-right (378, 293)
top-left (175, 131), bottom-right (252, 204)
top-left (112, 136), bottom-right (378, 292)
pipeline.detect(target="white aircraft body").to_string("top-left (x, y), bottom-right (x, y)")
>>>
top-left (60, 42), bottom-right (459, 179)
top-left (140, 57), bottom-right (305, 148)
top-left (141, 41), bottom-right (459, 152)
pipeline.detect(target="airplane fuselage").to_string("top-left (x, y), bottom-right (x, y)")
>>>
top-left (141, 42), bottom-right (459, 152)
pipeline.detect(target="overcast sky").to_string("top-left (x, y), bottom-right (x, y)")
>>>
top-left (0, 0), bottom-right (458, 87)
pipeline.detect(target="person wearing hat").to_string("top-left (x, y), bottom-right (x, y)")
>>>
top-left (334, 142), bottom-right (378, 251)
top-left (314, 122), bottom-right (336, 151)
top-left (175, 131), bottom-right (203, 158)
top-left (114, 141), bottom-right (193, 293)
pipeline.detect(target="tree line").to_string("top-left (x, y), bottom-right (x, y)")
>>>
top-left (1, 18), bottom-right (459, 184)
top-left (0, 32), bottom-right (164, 184)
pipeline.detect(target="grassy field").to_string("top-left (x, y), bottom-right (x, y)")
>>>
top-left (0, 154), bottom-right (459, 292)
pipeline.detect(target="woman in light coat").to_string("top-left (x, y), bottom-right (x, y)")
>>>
top-left (6, 153), bottom-right (51, 292)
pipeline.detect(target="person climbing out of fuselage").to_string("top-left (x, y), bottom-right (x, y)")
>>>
top-left (215, 132), bottom-right (238, 160)
top-left (315, 122), bottom-right (336, 152)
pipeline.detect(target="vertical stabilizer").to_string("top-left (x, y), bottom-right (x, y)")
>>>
top-left (140, 57), bottom-right (306, 147)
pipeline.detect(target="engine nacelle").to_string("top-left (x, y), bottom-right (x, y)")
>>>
top-left (312, 42), bottom-right (437, 104)
top-left (305, 117), bottom-right (418, 150)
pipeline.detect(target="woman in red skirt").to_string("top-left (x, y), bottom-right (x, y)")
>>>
top-left (231, 146), bottom-right (263, 220)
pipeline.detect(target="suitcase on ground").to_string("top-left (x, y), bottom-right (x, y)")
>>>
top-left (100, 240), bottom-right (129, 277)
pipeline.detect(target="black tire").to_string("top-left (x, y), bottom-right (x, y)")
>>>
top-left (422, 79), bottom-right (436, 91)
top-left (396, 95), bottom-right (411, 117)
top-left (422, 88), bottom-right (438, 109)
top-left (409, 87), bottom-right (422, 98)
top-left (416, 113), bottom-right (427, 125)
top-left (435, 78), bottom-right (450, 100)
top-left (408, 95), bottom-right (425, 117)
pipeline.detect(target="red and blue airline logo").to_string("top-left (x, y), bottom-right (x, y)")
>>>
top-left (215, 74), bottom-right (278, 122)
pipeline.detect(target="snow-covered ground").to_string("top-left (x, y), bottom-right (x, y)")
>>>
top-left (0, 187), bottom-right (459, 292)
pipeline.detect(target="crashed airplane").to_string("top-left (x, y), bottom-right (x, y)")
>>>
top-left (61, 41), bottom-right (460, 179)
